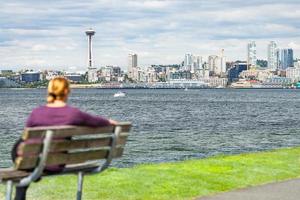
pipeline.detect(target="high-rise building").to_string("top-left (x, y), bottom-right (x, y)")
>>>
top-left (191, 55), bottom-right (202, 73)
top-left (219, 49), bottom-right (226, 74)
top-left (184, 53), bottom-right (193, 71)
top-left (208, 50), bottom-right (226, 76)
top-left (128, 54), bottom-right (138, 79)
top-left (183, 54), bottom-right (204, 73)
top-left (208, 55), bottom-right (218, 73)
top-left (85, 28), bottom-right (98, 82)
top-left (268, 41), bottom-right (277, 70)
top-left (276, 49), bottom-right (294, 70)
top-left (247, 41), bottom-right (257, 68)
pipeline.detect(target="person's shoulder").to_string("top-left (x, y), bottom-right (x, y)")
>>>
top-left (66, 106), bottom-right (95, 118)
top-left (64, 105), bottom-right (82, 114)
top-left (27, 106), bottom-right (47, 121)
top-left (65, 106), bottom-right (89, 121)
top-left (30, 105), bottom-right (47, 113)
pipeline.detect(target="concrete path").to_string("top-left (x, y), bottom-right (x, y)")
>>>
top-left (197, 178), bottom-right (300, 200)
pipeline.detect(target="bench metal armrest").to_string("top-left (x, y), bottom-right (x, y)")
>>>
top-left (18, 130), bottom-right (53, 187)
top-left (91, 125), bottom-right (121, 173)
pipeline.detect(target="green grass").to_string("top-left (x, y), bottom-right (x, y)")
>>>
top-left (2, 147), bottom-right (300, 200)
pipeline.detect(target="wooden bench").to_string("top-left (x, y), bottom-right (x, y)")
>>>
top-left (0, 122), bottom-right (131, 200)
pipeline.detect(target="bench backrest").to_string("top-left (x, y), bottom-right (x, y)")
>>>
top-left (15, 123), bottom-right (131, 170)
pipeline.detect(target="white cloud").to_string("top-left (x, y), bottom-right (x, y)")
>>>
top-left (24, 58), bottom-right (47, 66)
top-left (288, 42), bottom-right (300, 50)
top-left (32, 44), bottom-right (52, 51)
top-left (127, 0), bottom-right (173, 9)
top-left (0, 0), bottom-right (299, 70)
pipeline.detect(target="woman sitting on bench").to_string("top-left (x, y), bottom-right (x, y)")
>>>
top-left (12, 77), bottom-right (117, 200)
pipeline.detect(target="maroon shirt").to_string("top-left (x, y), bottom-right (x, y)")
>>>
top-left (26, 105), bottom-right (110, 127)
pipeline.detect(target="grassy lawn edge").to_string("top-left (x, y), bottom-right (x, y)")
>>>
top-left (1, 146), bottom-right (300, 200)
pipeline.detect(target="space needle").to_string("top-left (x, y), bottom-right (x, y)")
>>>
top-left (85, 28), bottom-right (97, 82)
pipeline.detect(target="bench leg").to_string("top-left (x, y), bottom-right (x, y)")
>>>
top-left (76, 172), bottom-right (84, 200)
top-left (6, 181), bottom-right (13, 200)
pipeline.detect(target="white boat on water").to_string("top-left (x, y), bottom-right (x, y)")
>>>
top-left (184, 88), bottom-right (188, 91)
top-left (230, 80), bottom-right (252, 88)
top-left (216, 85), bottom-right (225, 89)
top-left (113, 91), bottom-right (126, 97)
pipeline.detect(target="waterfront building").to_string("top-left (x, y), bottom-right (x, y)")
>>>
top-left (168, 79), bottom-right (208, 88)
top-left (99, 66), bottom-right (124, 82)
top-left (165, 67), bottom-right (171, 81)
top-left (45, 71), bottom-right (62, 80)
top-left (276, 49), bottom-right (294, 70)
top-left (163, 79), bottom-right (208, 88)
top-left (227, 61), bottom-right (247, 82)
top-left (203, 68), bottom-right (210, 78)
top-left (169, 70), bottom-right (192, 80)
top-left (264, 77), bottom-right (292, 86)
top-left (239, 69), bottom-right (260, 79)
top-left (137, 68), bottom-right (147, 82)
top-left (0, 70), bottom-right (13, 76)
top-left (247, 41), bottom-right (257, 68)
top-left (146, 67), bottom-right (158, 83)
top-left (239, 68), bottom-right (273, 82)
top-left (85, 28), bottom-right (98, 82)
top-left (257, 70), bottom-right (274, 82)
top-left (0, 77), bottom-right (21, 88)
top-left (286, 67), bottom-right (300, 82)
top-left (87, 68), bottom-right (98, 82)
top-left (195, 68), bottom-right (209, 79)
top-left (21, 71), bottom-right (41, 83)
top-left (112, 66), bottom-right (122, 77)
top-left (99, 66), bottom-right (113, 82)
top-left (128, 54), bottom-right (138, 79)
top-left (198, 77), bottom-right (228, 87)
top-left (150, 65), bottom-right (178, 82)
top-left (294, 60), bottom-right (300, 68)
top-left (64, 73), bottom-right (83, 83)
top-left (132, 66), bottom-right (139, 81)
top-left (268, 41), bottom-right (277, 70)
top-left (117, 76), bottom-right (124, 82)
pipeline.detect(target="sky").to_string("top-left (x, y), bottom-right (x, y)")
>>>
top-left (0, 0), bottom-right (300, 71)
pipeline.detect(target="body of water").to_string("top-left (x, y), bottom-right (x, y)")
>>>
top-left (1, 88), bottom-right (300, 168)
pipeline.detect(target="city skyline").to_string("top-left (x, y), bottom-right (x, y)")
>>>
top-left (0, 0), bottom-right (300, 70)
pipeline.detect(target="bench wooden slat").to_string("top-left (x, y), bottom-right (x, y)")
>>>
top-left (16, 147), bottom-right (124, 170)
top-left (0, 163), bottom-right (101, 182)
top-left (18, 134), bottom-right (128, 155)
top-left (0, 164), bottom-right (100, 182)
top-left (22, 123), bottom-right (131, 139)
top-left (0, 169), bottom-right (29, 182)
